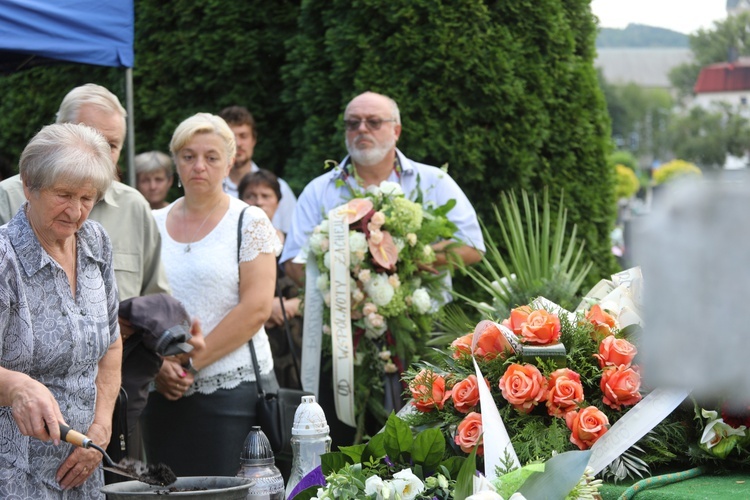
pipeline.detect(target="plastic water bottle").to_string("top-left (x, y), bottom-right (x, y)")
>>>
top-left (285, 396), bottom-right (332, 498)
top-left (237, 426), bottom-right (285, 500)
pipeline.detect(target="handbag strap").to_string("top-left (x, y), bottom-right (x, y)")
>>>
top-left (237, 207), bottom-right (265, 398)
top-left (276, 264), bottom-right (303, 384)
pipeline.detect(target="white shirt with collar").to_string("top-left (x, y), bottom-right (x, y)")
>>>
top-left (280, 149), bottom-right (485, 265)
top-left (223, 161), bottom-right (297, 235)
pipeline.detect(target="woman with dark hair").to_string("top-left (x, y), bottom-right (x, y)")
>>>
top-left (239, 169), bottom-right (302, 391)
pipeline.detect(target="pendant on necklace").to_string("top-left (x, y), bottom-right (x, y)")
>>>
top-left (184, 244), bottom-right (191, 253)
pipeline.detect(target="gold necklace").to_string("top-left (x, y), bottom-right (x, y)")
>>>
top-left (183, 198), bottom-right (222, 253)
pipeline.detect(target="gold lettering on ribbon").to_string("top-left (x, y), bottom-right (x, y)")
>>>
top-left (329, 207), bottom-right (356, 427)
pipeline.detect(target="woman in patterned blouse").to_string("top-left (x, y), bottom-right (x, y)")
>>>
top-left (0, 123), bottom-right (120, 499)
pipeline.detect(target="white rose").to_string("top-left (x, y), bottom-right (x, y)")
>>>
top-left (366, 184), bottom-right (382, 198)
top-left (358, 269), bottom-right (372, 283)
top-left (379, 181), bottom-right (404, 197)
top-left (365, 476), bottom-right (385, 499)
top-left (364, 273), bottom-right (395, 306)
top-left (308, 233), bottom-right (326, 255)
top-left (391, 468), bottom-right (425, 500)
top-left (412, 288), bottom-right (432, 314)
top-left (363, 302), bottom-right (378, 315)
top-left (323, 251), bottom-right (331, 269)
top-left (384, 361), bottom-right (398, 373)
top-left (352, 288), bottom-right (364, 302)
top-left (423, 244), bottom-right (435, 260)
top-left (366, 312), bottom-right (385, 328)
top-left (406, 233), bottom-right (418, 246)
top-left (379, 350), bottom-right (392, 360)
top-left (319, 220), bottom-right (329, 233)
top-left (371, 211), bottom-right (386, 226)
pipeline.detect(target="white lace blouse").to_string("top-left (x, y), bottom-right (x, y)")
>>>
top-left (153, 197), bottom-right (282, 395)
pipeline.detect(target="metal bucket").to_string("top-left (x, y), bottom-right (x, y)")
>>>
top-left (100, 476), bottom-right (254, 499)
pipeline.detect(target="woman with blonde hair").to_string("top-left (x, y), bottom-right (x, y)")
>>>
top-left (141, 113), bottom-right (281, 476)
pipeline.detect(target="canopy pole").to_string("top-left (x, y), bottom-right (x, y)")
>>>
top-left (125, 67), bottom-right (135, 187)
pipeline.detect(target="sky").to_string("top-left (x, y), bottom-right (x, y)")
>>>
top-left (591, 0), bottom-right (729, 35)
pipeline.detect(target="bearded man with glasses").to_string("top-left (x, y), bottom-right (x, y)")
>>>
top-left (282, 91), bottom-right (484, 284)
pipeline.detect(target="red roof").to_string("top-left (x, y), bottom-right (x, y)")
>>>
top-left (694, 58), bottom-right (750, 93)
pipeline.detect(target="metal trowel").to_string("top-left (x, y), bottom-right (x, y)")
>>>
top-left (57, 423), bottom-right (176, 486)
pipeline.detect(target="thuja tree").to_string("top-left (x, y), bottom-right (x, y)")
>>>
top-left (282, 0), bottom-right (617, 286)
top-left (0, 0), bottom-right (299, 182)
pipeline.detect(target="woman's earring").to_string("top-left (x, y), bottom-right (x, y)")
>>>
top-left (178, 177), bottom-right (182, 188)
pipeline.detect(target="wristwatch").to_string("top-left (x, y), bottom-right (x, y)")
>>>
top-left (182, 358), bottom-right (199, 376)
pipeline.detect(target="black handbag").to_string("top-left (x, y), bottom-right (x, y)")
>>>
top-left (238, 207), bottom-right (312, 456)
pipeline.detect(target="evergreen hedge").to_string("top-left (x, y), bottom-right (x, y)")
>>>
top-left (0, 0), bottom-right (617, 287)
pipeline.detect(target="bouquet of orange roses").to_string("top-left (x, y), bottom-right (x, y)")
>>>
top-left (402, 293), bottom-right (689, 481)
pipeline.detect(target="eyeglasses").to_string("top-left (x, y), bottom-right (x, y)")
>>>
top-left (343, 117), bottom-right (396, 131)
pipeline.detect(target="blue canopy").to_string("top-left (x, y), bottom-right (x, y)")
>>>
top-left (0, 0), bottom-right (133, 70)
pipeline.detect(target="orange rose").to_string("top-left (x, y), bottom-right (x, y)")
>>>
top-left (565, 406), bottom-right (609, 450)
top-left (409, 369), bottom-right (451, 412)
top-left (586, 304), bottom-right (617, 340)
top-left (520, 310), bottom-right (561, 345)
top-left (498, 363), bottom-right (548, 413)
top-left (450, 333), bottom-right (473, 359)
top-left (546, 368), bottom-right (585, 418)
top-left (454, 411), bottom-right (484, 455)
top-left (600, 365), bottom-right (642, 410)
top-left (452, 375), bottom-right (484, 413)
top-left (594, 336), bottom-right (638, 369)
top-left (474, 320), bottom-right (514, 360)
top-left (502, 305), bottom-right (532, 336)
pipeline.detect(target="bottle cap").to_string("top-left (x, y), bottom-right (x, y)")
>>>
top-left (240, 426), bottom-right (275, 465)
top-left (292, 395), bottom-right (330, 436)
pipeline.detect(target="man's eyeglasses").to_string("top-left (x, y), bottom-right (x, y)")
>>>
top-left (343, 117), bottom-right (396, 131)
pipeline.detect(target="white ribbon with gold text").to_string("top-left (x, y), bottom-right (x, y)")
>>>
top-left (329, 206), bottom-right (356, 427)
top-left (300, 249), bottom-right (323, 398)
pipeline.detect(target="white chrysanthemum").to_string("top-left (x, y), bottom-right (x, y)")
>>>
top-left (364, 273), bottom-right (395, 306)
top-left (349, 230), bottom-right (368, 253)
top-left (412, 288), bottom-right (432, 314)
top-left (309, 233), bottom-right (329, 255)
top-left (379, 181), bottom-right (404, 197)
top-left (391, 468), bottom-right (425, 500)
top-left (316, 274), bottom-right (329, 293)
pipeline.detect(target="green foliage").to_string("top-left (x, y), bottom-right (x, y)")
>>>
top-left (0, 0), bottom-right (615, 283)
top-left (668, 104), bottom-right (750, 168)
top-left (607, 150), bottom-right (638, 171)
top-left (283, 0), bottom-right (616, 284)
top-left (457, 188), bottom-right (593, 318)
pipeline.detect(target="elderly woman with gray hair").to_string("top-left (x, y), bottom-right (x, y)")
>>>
top-left (0, 123), bottom-right (121, 498)
top-left (141, 113), bottom-right (281, 477)
top-left (135, 151), bottom-right (174, 209)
